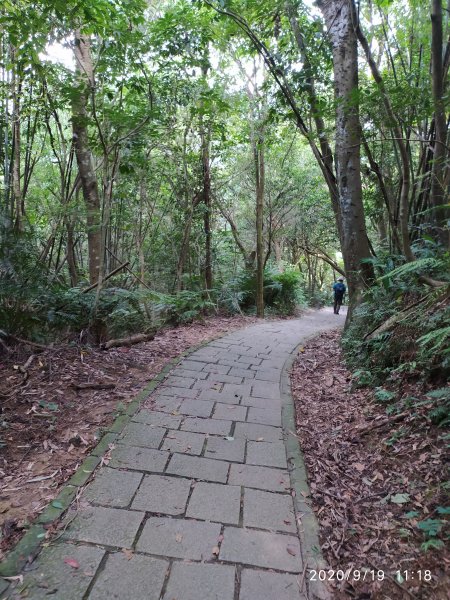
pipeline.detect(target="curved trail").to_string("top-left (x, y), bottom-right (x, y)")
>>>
top-left (11, 308), bottom-right (344, 600)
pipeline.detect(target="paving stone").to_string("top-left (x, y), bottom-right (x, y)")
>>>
top-left (132, 410), bottom-right (182, 429)
top-left (246, 441), bottom-right (287, 468)
top-left (192, 379), bottom-right (223, 391)
top-left (247, 407), bottom-right (282, 427)
top-left (202, 363), bottom-right (231, 374)
top-left (83, 467), bottom-right (142, 508)
top-left (222, 383), bottom-right (252, 397)
top-left (109, 446), bottom-right (169, 472)
top-left (186, 482), bottom-right (241, 524)
top-left (162, 430), bottom-right (206, 455)
top-left (136, 517), bottom-right (221, 560)
top-left (228, 464), bottom-right (290, 492)
top-left (198, 389), bottom-right (241, 404)
top-left (171, 368), bottom-right (208, 379)
top-left (21, 542), bottom-right (104, 600)
top-left (240, 396), bottom-right (281, 410)
top-left (179, 398), bottom-right (214, 417)
top-left (89, 552), bottom-right (168, 600)
top-left (181, 417), bottom-right (232, 436)
top-left (179, 359), bottom-right (208, 371)
top-left (64, 506), bottom-right (144, 547)
top-left (213, 403), bottom-right (247, 422)
top-left (253, 358), bottom-right (285, 370)
top-left (164, 375), bottom-right (196, 388)
top-left (238, 356), bottom-right (262, 366)
top-left (131, 474), bottom-right (191, 514)
top-left (234, 422), bottom-right (283, 442)
top-left (163, 562), bottom-right (235, 600)
top-left (119, 423), bottom-right (166, 448)
top-left (240, 569), bottom-right (306, 600)
top-left (151, 396), bottom-right (183, 412)
top-left (204, 437), bottom-right (246, 463)
top-left (229, 367), bottom-right (255, 378)
top-left (251, 381), bottom-right (280, 400)
top-left (166, 453), bottom-right (229, 483)
top-left (254, 369), bottom-right (281, 382)
top-left (158, 386), bottom-right (199, 399)
top-left (219, 527), bottom-right (301, 572)
top-left (243, 488), bottom-right (296, 533)
top-left (207, 373), bottom-right (244, 384)
top-left (218, 359), bottom-right (247, 368)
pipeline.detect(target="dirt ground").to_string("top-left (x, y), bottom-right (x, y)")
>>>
top-left (291, 331), bottom-right (449, 600)
top-left (0, 314), bottom-right (258, 560)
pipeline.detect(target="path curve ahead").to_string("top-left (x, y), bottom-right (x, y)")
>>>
top-left (10, 309), bottom-right (344, 600)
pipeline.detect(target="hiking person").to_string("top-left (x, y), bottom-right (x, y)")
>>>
top-left (333, 277), bottom-right (346, 314)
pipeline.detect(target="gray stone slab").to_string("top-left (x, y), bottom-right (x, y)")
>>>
top-left (89, 552), bottom-right (168, 600)
top-left (132, 410), bottom-right (182, 429)
top-left (179, 398), bottom-right (214, 417)
top-left (219, 527), bottom-right (301, 572)
top-left (246, 441), bottom-right (287, 468)
top-left (222, 383), bottom-right (252, 397)
top-left (254, 369), bottom-right (281, 382)
top-left (218, 359), bottom-right (247, 368)
top-left (198, 389), bottom-right (241, 404)
top-left (213, 403), bottom-right (247, 422)
top-left (234, 423), bottom-right (283, 442)
top-left (119, 423), bottom-right (166, 449)
top-left (158, 386), bottom-right (199, 399)
top-left (208, 373), bottom-right (244, 384)
top-left (131, 474), bottom-right (191, 515)
top-left (253, 357), bottom-right (285, 369)
top-left (243, 488), bottom-right (296, 533)
top-left (179, 359), bottom-right (208, 371)
top-left (228, 464), bottom-right (291, 493)
top-left (229, 367), bottom-right (255, 378)
top-left (240, 569), bottom-right (306, 600)
top-left (186, 482), bottom-right (241, 524)
top-left (166, 453), bottom-right (229, 483)
top-left (238, 356), bottom-right (262, 366)
top-left (164, 375), bottom-right (196, 388)
top-left (162, 430), bottom-right (206, 455)
top-left (181, 417), bottom-right (232, 436)
top-left (151, 396), bottom-right (183, 412)
top-left (136, 517), bottom-right (221, 560)
top-left (21, 542), bottom-right (104, 600)
top-left (163, 562), bottom-right (235, 600)
top-left (251, 381), bottom-right (280, 400)
top-left (64, 506), bottom-right (144, 547)
top-left (192, 379), bottom-right (223, 391)
top-left (171, 368), bottom-right (208, 379)
top-left (202, 363), bottom-right (231, 374)
top-left (109, 446), bottom-right (169, 473)
top-left (247, 407), bottom-right (282, 427)
top-left (204, 437), bottom-right (245, 463)
top-left (240, 396), bottom-right (281, 410)
top-left (83, 467), bottom-right (142, 508)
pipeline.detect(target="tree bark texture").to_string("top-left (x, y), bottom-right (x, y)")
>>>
top-left (318, 0), bottom-right (373, 303)
top-left (72, 30), bottom-right (102, 285)
top-left (431, 0), bottom-right (449, 246)
top-left (255, 139), bottom-right (265, 318)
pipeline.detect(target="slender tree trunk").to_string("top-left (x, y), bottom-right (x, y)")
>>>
top-left (255, 138), bottom-right (265, 318)
top-left (11, 48), bottom-right (23, 232)
top-left (431, 0), bottom-right (449, 246)
top-left (200, 63), bottom-right (213, 289)
top-left (318, 0), bottom-right (373, 309)
top-left (71, 29), bottom-right (102, 285)
top-left (66, 220), bottom-right (78, 287)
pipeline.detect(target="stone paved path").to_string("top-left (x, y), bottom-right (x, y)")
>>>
top-left (10, 309), bottom-right (342, 600)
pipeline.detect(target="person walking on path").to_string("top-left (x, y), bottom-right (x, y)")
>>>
top-left (333, 277), bottom-right (346, 314)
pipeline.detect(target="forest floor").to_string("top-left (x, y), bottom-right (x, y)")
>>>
top-left (0, 314), bottom-right (258, 560)
top-left (291, 331), bottom-right (449, 600)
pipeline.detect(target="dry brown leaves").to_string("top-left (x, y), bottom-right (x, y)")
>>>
top-left (291, 331), bottom-right (449, 600)
top-left (0, 315), bottom-right (257, 558)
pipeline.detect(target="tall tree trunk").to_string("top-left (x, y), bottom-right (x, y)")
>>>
top-left (11, 48), bottom-right (23, 232)
top-left (318, 0), bottom-right (373, 309)
top-left (431, 0), bottom-right (449, 246)
top-left (200, 62), bottom-right (213, 289)
top-left (71, 29), bottom-right (102, 285)
top-left (255, 138), bottom-right (265, 318)
top-left (66, 220), bottom-right (78, 287)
